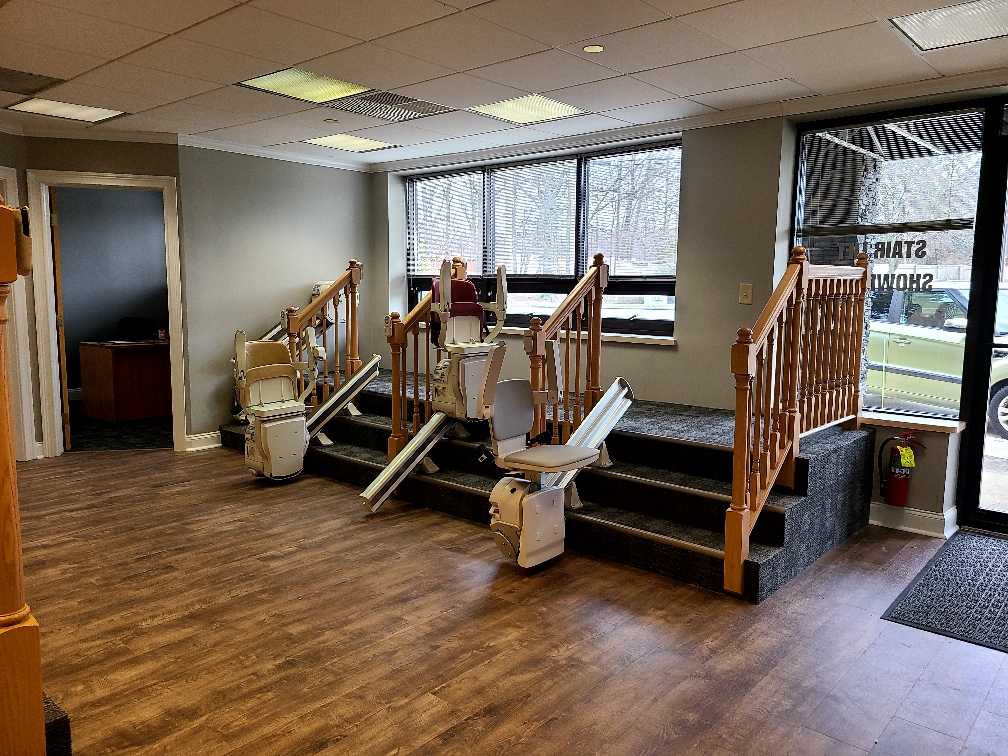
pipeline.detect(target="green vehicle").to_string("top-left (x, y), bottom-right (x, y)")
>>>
top-left (866, 285), bottom-right (1008, 437)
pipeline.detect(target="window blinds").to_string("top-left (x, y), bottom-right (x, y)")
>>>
top-left (407, 171), bottom-right (484, 277)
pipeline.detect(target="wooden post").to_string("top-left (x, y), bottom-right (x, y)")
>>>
top-left (524, 317), bottom-right (544, 438)
top-left (346, 259), bottom-right (362, 379)
top-left (386, 312), bottom-right (407, 461)
top-left (725, 328), bottom-right (755, 595)
top-left (844, 251), bottom-right (869, 430)
top-left (779, 247), bottom-right (808, 488)
top-left (586, 253), bottom-right (606, 413)
top-left (0, 203), bottom-right (46, 753)
top-left (451, 256), bottom-right (466, 280)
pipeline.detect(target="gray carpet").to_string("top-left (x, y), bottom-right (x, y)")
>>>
top-left (883, 530), bottom-right (1008, 653)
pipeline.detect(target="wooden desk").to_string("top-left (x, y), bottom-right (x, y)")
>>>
top-left (79, 341), bottom-right (171, 422)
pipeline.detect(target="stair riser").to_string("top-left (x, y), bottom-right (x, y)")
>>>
top-left (578, 471), bottom-right (786, 547)
top-left (605, 432), bottom-right (735, 483)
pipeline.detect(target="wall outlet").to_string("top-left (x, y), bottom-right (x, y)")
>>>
top-left (739, 283), bottom-right (754, 305)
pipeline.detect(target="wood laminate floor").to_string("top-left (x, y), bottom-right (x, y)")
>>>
top-left (17, 449), bottom-right (1008, 755)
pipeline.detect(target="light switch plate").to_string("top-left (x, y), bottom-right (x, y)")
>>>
top-left (739, 283), bottom-right (754, 305)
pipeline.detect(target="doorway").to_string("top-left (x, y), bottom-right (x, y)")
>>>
top-left (26, 171), bottom-right (185, 455)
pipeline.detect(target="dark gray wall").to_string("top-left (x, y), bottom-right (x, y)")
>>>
top-left (178, 146), bottom-right (370, 434)
top-left (54, 186), bottom-right (168, 388)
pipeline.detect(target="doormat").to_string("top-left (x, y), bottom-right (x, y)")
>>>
top-left (883, 530), bottom-right (1008, 653)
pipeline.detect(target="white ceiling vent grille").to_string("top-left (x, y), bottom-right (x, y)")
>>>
top-left (327, 90), bottom-right (454, 122)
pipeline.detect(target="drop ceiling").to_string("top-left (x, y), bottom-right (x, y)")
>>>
top-left (0, 0), bottom-right (1006, 171)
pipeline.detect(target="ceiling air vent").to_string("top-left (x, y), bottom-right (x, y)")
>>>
top-left (0, 67), bottom-right (63, 96)
top-left (327, 90), bottom-right (453, 122)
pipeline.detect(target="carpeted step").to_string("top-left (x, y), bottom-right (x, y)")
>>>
top-left (44, 692), bottom-right (72, 756)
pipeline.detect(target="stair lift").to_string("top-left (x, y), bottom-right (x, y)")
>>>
top-left (234, 329), bottom-right (382, 480)
top-left (477, 343), bottom-right (635, 568)
top-left (360, 258), bottom-right (507, 511)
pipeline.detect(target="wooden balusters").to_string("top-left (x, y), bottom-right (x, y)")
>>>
top-left (386, 290), bottom-right (434, 462)
top-left (524, 255), bottom-right (608, 444)
top-left (725, 246), bottom-right (868, 596)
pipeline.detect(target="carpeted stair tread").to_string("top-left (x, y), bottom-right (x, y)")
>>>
top-left (613, 400), bottom-right (735, 447)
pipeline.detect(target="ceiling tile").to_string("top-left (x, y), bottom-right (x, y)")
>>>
top-left (468, 0), bottom-right (668, 46)
top-left (392, 73), bottom-right (527, 109)
top-left (923, 36), bottom-right (1008, 76)
top-left (182, 85), bottom-right (318, 118)
top-left (642, 0), bottom-right (742, 14)
top-left (376, 13), bottom-right (549, 71)
top-left (36, 80), bottom-right (173, 113)
top-left (0, 35), bottom-right (105, 79)
top-left (851, 1), bottom-right (961, 21)
top-left (250, 0), bottom-right (454, 41)
top-left (301, 43), bottom-right (455, 92)
top-left (633, 52), bottom-right (784, 96)
top-left (347, 122), bottom-right (445, 145)
top-left (406, 110), bottom-right (508, 137)
top-left (258, 140), bottom-right (370, 165)
top-left (39, 0), bottom-right (239, 34)
top-left (600, 97), bottom-right (714, 124)
top-left (688, 78), bottom-right (817, 109)
top-left (530, 112), bottom-right (632, 136)
top-left (677, 0), bottom-right (876, 50)
top-left (94, 102), bottom-right (258, 134)
top-left (199, 107), bottom-right (385, 145)
top-left (745, 22), bottom-right (940, 95)
top-left (0, 90), bottom-right (25, 107)
top-left (542, 76), bottom-right (671, 111)
top-left (74, 62), bottom-right (221, 101)
top-left (0, 0), bottom-right (164, 60)
top-left (180, 5), bottom-right (359, 65)
top-left (562, 19), bottom-right (731, 74)
top-left (121, 38), bottom-right (278, 86)
top-left (462, 125), bottom-right (558, 148)
top-left (0, 107), bottom-right (98, 131)
top-left (468, 49), bottom-right (618, 93)
top-left (301, 107), bottom-right (392, 132)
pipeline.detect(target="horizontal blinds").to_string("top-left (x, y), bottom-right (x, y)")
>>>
top-left (491, 159), bottom-right (576, 277)
top-left (407, 171), bottom-right (484, 278)
top-left (586, 146), bottom-right (681, 277)
top-left (799, 110), bottom-right (984, 235)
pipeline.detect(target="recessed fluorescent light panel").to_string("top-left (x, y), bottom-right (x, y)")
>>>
top-left (892, 0), bottom-right (1008, 50)
top-left (305, 133), bottom-right (395, 152)
top-left (240, 69), bottom-right (370, 104)
top-left (468, 94), bottom-right (585, 125)
top-left (8, 98), bottom-right (121, 122)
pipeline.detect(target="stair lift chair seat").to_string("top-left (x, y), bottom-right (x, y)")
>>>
top-left (241, 339), bottom-right (307, 479)
top-left (487, 377), bottom-right (598, 567)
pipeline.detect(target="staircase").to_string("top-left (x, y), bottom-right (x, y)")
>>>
top-left (221, 369), bottom-right (874, 603)
top-left (221, 247), bottom-right (876, 604)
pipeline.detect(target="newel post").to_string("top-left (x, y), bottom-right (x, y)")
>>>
top-left (586, 253), bottom-right (607, 414)
top-left (844, 251), bottom-right (869, 430)
top-left (386, 312), bottom-right (407, 461)
top-left (0, 204), bottom-right (47, 752)
top-left (346, 259), bottom-right (362, 379)
top-left (781, 246), bottom-right (808, 487)
top-left (525, 317), bottom-right (545, 438)
top-left (725, 327), bottom-right (756, 596)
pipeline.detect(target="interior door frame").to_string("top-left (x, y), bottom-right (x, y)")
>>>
top-left (26, 170), bottom-right (186, 455)
top-left (0, 166), bottom-right (38, 461)
top-left (956, 100), bottom-right (1008, 531)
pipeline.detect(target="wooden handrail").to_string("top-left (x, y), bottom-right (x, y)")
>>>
top-left (525, 253), bottom-right (608, 443)
top-left (724, 246), bottom-right (869, 596)
top-left (385, 257), bottom-right (466, 461)
top-left (284, 259), bottom-right (362, 406)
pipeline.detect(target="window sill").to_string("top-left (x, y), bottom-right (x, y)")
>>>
top-left (499, 326), bottom-right (676, 347)
top-left (860, 410), bottom-right (964, 434)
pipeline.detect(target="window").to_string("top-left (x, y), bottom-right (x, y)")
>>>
top-left (405, 142), bottom-right (681, 335)
top-left (795, 109), bottom-right (985, 418)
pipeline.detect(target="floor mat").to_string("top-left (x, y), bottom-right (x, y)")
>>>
top-left (882, 530), bottom-right (1008, 653)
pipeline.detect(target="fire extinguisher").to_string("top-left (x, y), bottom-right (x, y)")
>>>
top-left (878, 432), bottom-right (926, 508)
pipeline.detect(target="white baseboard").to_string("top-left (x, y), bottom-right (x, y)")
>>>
top-left (185, 432), bottom-right (221, 451)
top-left (33, 441), bottom-right (44, 459)
top-left (870, 501), bottom-right (958, 539)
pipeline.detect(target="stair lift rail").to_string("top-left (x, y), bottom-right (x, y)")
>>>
top-left (725, 246), bottom-right (869, 595)
top-left (305, 353), bottom-right (381, 438)
top-left (524, 253), bottom-right (608, 444)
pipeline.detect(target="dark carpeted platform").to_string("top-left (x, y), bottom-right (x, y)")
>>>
top-left (883, 530), bottom-right (1008, 653)
top-left (67, 400), bottom-right (172, 452)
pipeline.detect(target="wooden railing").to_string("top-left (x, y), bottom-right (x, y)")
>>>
top-left (284, 259), bottom-right (362, 407)
top-left (725, 246), bottom-right (868, 595)
top-left (385, 257), bottom-right (467, 461)
top-left (524, 253), bottom-right (608, 443)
